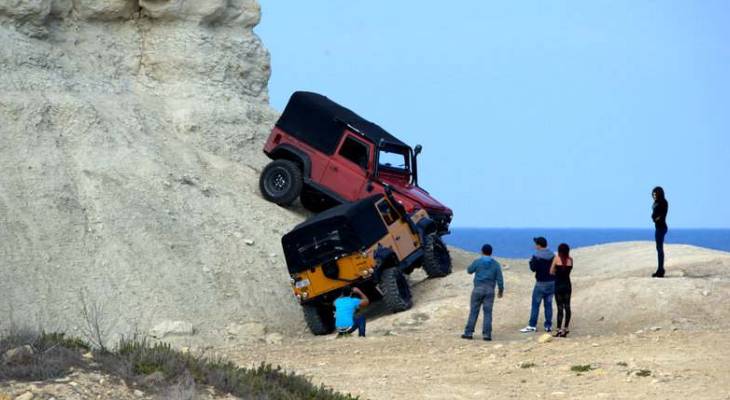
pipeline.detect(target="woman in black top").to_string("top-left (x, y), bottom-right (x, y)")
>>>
top-left (651, 186), bottom-right (669, 278)
top-left (550, 243), bottom-right (573, 337)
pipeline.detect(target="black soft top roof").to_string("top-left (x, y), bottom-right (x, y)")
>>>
top-left (275, 91), bottom-right (409, 155)
top-left (290, 194), bottom-right (385, 233)
top-left (282, 195), bottom-right (388, 273)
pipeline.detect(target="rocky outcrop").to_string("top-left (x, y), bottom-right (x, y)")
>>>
top-left (0, 0), bottom-right (304, 345)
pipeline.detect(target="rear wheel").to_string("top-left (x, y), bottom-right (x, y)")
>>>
top-left (380, 268), bottom-right (412, 312)
top-left (423, 234), bottom-right (452, 278)
top-left (302, 303), bottom-right (334, 335)
top-left (259, 159), bottom-right (303, 206)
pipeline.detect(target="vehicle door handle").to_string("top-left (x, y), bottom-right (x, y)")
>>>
top-left (330, 166), bottom-right (338, 172)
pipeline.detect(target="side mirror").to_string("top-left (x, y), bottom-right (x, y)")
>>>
top-left (414, 144), bottom-right (422, 156)
top-left (366, 181), bottom-right (374, 192)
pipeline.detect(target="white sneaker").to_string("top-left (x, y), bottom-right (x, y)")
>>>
top-left (520, 326), bottom-right (537, 333)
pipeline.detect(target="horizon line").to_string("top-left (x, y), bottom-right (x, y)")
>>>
top-left (450, 226), bottom-right (730, 230)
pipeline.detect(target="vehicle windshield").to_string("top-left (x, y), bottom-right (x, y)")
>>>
top-left (296, 229), bottom-right (346, 266)
top-left (377, 145), bottom-right (413, 184)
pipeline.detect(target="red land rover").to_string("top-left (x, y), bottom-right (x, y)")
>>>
top-left (259, 91), bottom-right (453, 234)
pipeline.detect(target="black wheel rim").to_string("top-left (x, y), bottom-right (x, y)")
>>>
top-left (265, 167), bottom-right (291, 195)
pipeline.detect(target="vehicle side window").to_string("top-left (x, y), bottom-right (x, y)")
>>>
top-left (338, 136), bottom-right (370, 170)
top-left (377, 200), bottom-right (399, 225)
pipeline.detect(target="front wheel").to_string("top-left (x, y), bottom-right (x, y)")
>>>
top-left (302, 303), bottom-right (334, 335)
top-left (422, 234), bottom-right (452, 278)
top-left (380, 268), bottom-right (412, 313)
top-left (259, 159), bottom-right (303, 206)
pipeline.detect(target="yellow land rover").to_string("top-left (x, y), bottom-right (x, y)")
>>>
top-left (281, 190), bottom-right (451, 335)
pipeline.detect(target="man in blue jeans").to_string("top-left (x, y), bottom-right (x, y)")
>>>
top-left (461, 244), bottom-right (504, 341)
top-left (520, 237), bottom-right (556, 333)
top-left (334, 287), bottom-right (369, 337)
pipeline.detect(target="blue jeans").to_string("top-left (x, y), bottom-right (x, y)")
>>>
top-left (464, 284), bottom-right (496, 338)
top-left (529, 281), bottom-right (555, 329)
top-left (338, 315), bottom-right (366, 337)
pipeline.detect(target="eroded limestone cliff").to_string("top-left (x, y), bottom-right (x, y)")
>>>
top-left (0, 0), bottom-right (304, 345)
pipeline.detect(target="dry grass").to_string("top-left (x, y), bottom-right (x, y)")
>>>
top-left (1, 330), bottom-right (357, 400)
top-left (0, 329), bottom-right (87, 381)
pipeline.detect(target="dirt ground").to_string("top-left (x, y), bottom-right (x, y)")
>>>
top-left (225, 243), bottom-right (730, 400)
top-left (0, 370), bottom-right (237, 400)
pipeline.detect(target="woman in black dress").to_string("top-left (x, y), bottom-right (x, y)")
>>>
top-left (651, 186), bottom-right (669, 278)
top-left (550, 243), bottom-right (573, 337)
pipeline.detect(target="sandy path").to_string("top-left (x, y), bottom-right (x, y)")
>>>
top-left (230, 331), bottom-right (730, 399)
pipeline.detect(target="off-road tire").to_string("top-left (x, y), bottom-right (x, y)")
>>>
top-left (259, 159), bottom-right (303, 206)
top-left (300, 188), bottom-right (334, 213)
top-left (302, 304), bottom-right (334, 335)
top-left (423, 234), bottom-right (452, 278)
top-left (380, 268), bottom-right (412, 312)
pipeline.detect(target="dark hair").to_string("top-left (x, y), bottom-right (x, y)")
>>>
top-left (533, 236), bottom-right (548, 248)
top-left (341, 287), bottom-right (353, 297)
top-left (557, 243), bottom-right (571, 266)
top-left (652, 186), bottom-right (666, 201)
top-left (481, 244), bottom-right (493, 256)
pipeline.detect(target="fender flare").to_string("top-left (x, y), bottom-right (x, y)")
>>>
top-left (416, 217), bottom-right (437, 242)
top-left (269, 144), bottom-right (312, 178)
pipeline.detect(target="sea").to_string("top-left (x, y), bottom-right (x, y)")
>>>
top-left (444, 228), bottom-right (730, 259)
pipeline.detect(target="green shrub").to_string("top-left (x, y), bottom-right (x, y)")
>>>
top-left (106, 336), bottom-right (358, 399)
top-left (38, 332), bottom-right (91, 352)
top-left (570, 364), bottom-right (594, 373)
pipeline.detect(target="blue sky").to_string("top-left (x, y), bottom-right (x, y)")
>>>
top-left (256, 1), bottom-right (730, 228)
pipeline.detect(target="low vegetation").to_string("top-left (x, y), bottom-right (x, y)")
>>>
top-left (0, 329), bottom-right (88, 381)
top-left (1, 329), bottom-right (357, 400)
top-left (635, 369), bottom-right (652, 377)
top-left (570, 364), bottom-right (594, 373)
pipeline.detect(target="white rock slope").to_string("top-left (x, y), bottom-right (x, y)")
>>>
top-left (0, 0), bottom-right (305, 344)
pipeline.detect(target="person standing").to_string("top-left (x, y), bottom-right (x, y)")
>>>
top-left (334, 287), bottom-right (369, 337)
top-left (651, 186), bottom-right (669, 278)
top-left (462, 244), bottom-right (504, 341)
top-left (550, 243), bottom-right (573, 337)
top-left (520, 237), bottom-right (556, 333)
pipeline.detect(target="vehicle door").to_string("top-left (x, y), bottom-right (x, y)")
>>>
top-left (375, 198), bottom-right (419, 261)
top-left (321, 133), bottom-right (373, 201)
